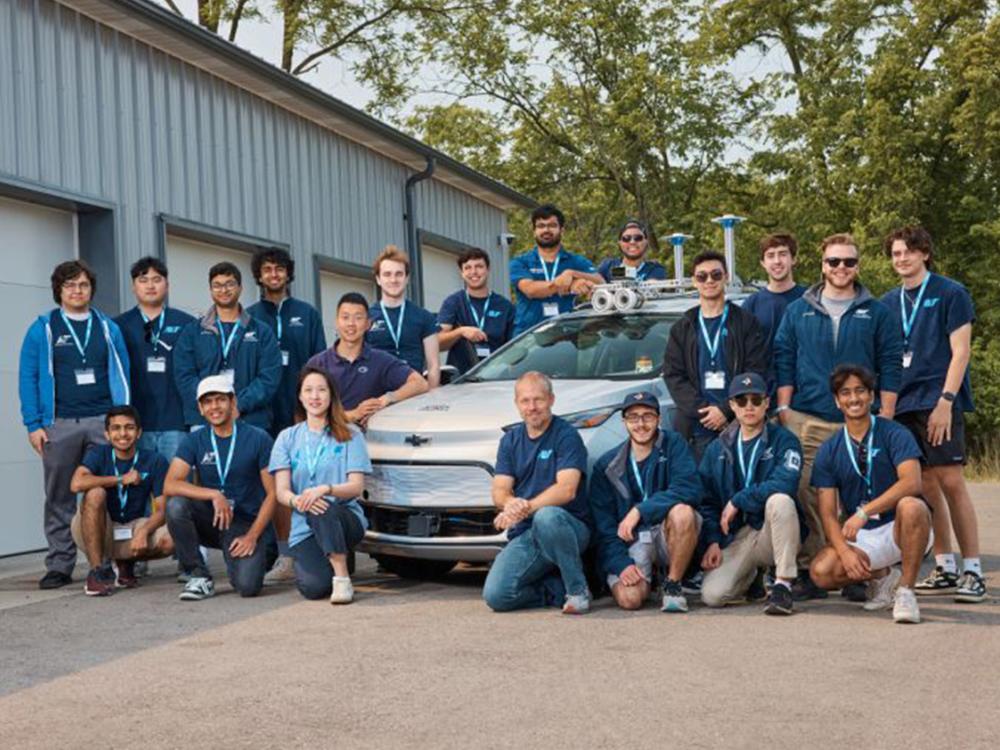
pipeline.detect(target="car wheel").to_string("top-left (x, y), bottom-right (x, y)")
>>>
top-left (373, 555), bottom-right (457, 580)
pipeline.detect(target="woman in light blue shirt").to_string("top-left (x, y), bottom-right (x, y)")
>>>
top-left (269, 366), bottom-right (371, 604)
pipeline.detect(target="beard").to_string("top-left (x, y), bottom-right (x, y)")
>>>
top-left (536, 233), bottom-right (561, 249)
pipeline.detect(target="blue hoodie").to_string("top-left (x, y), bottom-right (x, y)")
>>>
top-left (589, 429), bottom-right (702, 579)
top-left (18, 308), bottom-right (130, 432)
top-left (774, 282), bottom-right (902, 422)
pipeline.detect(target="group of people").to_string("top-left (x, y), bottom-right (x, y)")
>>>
top-left (17, 201), bottom-right (986, 622)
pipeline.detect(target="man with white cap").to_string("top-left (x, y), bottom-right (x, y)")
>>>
top-left (164, 374), bottom-right (278, 600)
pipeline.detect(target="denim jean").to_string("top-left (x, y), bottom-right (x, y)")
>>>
top-left (482, 506), bottom-right (591, 612)
top-left (139, 430), bottom-right (187, 461)
top-left (289, 504), bottom-right (365, 600)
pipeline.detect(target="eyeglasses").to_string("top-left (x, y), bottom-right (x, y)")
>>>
top-left (824, 257), bottom-right (859, 268)
top-left (624, 413), bottom-right (659, 426)
top-left (211, 281), bottom-right (240, 291)
top-left (62, 281), bottom-right (92, 291)
top-left (620, 234), bottom-right (646, 243)
top-left (694, 269), bottom-right (725, 283)
top-left (733, 394), bottom-right (765, 407)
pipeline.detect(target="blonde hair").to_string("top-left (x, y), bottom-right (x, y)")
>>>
top-left (372, 245), bottom-right (411, 279)
top-left (820, 233), bottom-right (858, 255)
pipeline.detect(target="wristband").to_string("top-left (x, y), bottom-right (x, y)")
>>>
top-left (854, 506), bottom-right (869, 523)
top-left (940, 391), bottom-right (956, 403)
top-left (774, 405), bottom-right (790, 413)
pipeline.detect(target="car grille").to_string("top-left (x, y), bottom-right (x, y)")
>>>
top-left (363, 463), bottom-right (493, 508)
top-left (364, 505), bottom-right (497, 538)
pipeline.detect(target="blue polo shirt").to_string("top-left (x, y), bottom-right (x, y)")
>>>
top-left (879, 274), bottom-right (975, 415)
top-left (269, 422), bottom-right (372, 547)
top-left (367, 301), bottom-right (439, 373)
top-left (306, 342), bottom-right (413, 411)
top-left (175, 421), bottom-right (273, 521)
top-left (494, 416), bottom-right (591, 539)
top-left (81, 445), bottom-right (169, 523)
top-left (811, 416), bottom-right (922, 529)
top-left (115, 306), bottom-right (195, 432)
top-left (437, 289), bottom-right (516, 373)
top-left (742, 285), bottom-right (807, 357)
top-left (52, 313), bottom-right (113, 419)
top-left (695, 312), bottom-right (728, 437)
top-left (510, 247), bottom-right (597, 334)
top-left (597, 257), bottom-right (668, 282)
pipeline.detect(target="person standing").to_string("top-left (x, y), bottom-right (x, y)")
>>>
top-left (19, 260), bottom-right (130, 590)
top-left (596, 219), bottom-right (667, 282)
top-left (741, 233), bottom-right (807, 360)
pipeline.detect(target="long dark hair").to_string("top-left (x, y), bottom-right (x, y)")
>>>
top-left (294, 366), bottom-right (352, 442)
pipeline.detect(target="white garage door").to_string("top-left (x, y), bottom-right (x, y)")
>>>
top-left (0, 197), bottom-right (77, 556)
top-left (165, 235), bottom-right (255, 317)
top-left (318, 270), bottom-right (376, 346)
top-left (421, 245), bottom-right (461, 313)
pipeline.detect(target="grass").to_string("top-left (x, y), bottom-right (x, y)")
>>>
top-left (966, 434), bottom-right (1000, 481)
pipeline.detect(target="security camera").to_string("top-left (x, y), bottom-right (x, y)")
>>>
top-left (499, 233), bottom-right (516, 249)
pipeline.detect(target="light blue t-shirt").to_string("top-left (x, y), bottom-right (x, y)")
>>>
top-left (268, 422), bottom-right (373, 547)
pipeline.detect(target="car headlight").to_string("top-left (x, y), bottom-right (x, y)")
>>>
top-left (560, 405), bottom-right (619, 429)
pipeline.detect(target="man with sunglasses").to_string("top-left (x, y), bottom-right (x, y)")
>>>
top-left (698, 373), bottom-right (805, 615)
top-left (597, 220), bottom-right (667, 282)
top-left (773, 233), bottom-right (902, 600)
top-left (663, 250), bottom-right (768, 461)
top-left (809, 365), bottom-right (931, 623)
top-left (589, 391), bottom-right (702, 612)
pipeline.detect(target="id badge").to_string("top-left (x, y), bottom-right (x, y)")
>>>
top-left (113, 525), bottom-right (133, 541)
top-left (704, 370), bottom-right (726, 390)
top-left (638, 530), bottom-right (652, 544)
top-left (624, 265), bottom-right (638, 279)
top-left (147, 356), bottom-right (167, 373)
top-left (902, 351), bottom-right (913, 369)
top-left (475, 345), bottom-right (491, 359)
top-left (75, 369), bottom-right (96, 386)
top-left (281, 350), bottom-right (290, 367)
top-left (542, 302), bottom-right (559, 318)
top-left (220, 369), bottom-right (235, 383)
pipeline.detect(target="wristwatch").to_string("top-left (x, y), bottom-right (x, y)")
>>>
top-left (854, 506), bottom-right (869, 523)
top-left (941, 391), bottom-right (956, 403)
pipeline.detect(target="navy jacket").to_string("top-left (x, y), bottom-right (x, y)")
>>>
top-left (698, 421), bottom-right (806, 549)
top-left (774, 282), bottom-right (902, 422)
top-left (173, 307), bottom-right (282, 429)
top-left (589, 430), bottom-right (702, 579)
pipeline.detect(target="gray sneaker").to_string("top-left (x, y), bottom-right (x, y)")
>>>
top-left (661, 579), bottom-right (689, 612)
top-left (892, 586), bottom-right (921, 624)
top-left (264, 554), bottom-right (297, 585)
top-left (562, 591), bottom-right (591, 615)
top-left (179, 576), bottom-right (215, 601)
top-left (863, 567), bottom-right (902, 611)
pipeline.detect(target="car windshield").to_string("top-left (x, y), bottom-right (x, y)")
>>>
top-left (461, 312), bottom-right (679, 382)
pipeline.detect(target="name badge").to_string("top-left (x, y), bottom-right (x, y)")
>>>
top-left (75, 369), bottom-right (96, 386)
top-left (220, 369), bottom-right (235, 383)
top-left (147, 357), bottom-right (167, 373)
top-left (704, 370), bottom-right (726, 390)
top-left (542, 302), bottom-right (559, 318)
top-left (475, 345), bottom-right (491, 359)
top-left (624, 266), bottom-right (638, 279)
top-left (113, 525), bottom-right (133, 541)
top-left (902, 351), bottom-right (913, 369)
top-left (281, 350), bottom-right (290, 367)
top-left (638, 530), bottom-right (652, 544)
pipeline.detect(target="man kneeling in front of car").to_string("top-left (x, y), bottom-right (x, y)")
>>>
top-left (482, 371), bottom-right (594, 614)
top-left (589, 391), bottom-right (702, 612)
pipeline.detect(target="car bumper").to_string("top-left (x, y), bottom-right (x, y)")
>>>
top-left (359, 530), bottom-right (507, 562)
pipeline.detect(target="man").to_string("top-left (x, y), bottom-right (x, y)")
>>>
top-left (307, 292), bottom-right (429, 426)
top-left (19, 260), bottom-right (130, 590)
top-left (438, 247), bottom-right (515, 374)
top-left (589, 391), bottom-right (701, 612)
top-left (699, 373), bottom-right (805, 615)
top-left (663, 250), bottom-right (768, 461)
top-left (69, 406), bottom-right (173, 596)
top-left (597, 219), bottom-right (668, 282)
top-left (367, 245), bottom-right (441, 387)
top-left (741, 233), bottom-right (807, 360)
top-left (174, 262), bottom-right (282, 431)
top-left (809, 365), bottom-right (933, 624)
top-left (510, 204), bottom-right (604, 335)
top-left (774, 233), bottom-right (902, 600)
top-left (482, 372), bottom-right (593, 614)
top-left (881, 226), bottom-right (984, 602)
top-left (164, 375), bottom-right (278, 600)
top-left (115, 257), bottom-right (195, 462)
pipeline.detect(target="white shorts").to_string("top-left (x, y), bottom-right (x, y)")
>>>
top-left (606, 511), bottom-right (702, 589)
top-left (849, 521), bottom-right (934, 571)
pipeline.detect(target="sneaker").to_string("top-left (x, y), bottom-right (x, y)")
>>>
top-left (764, 583), bottom-right (794, 615)
top-left (176, 567), bottom-right (192, 583)
top-left (915, 566), bottom-right (959, 595)
top-left (893, 586), bottom-right (921, 623)
top-left (746, 568), bottom-right (768, 602)
top-left (179, 576), bottom-right (215, 601)
top-left (863, 567), bottom-right (902, 611)
top-left (264, 554), bottom-right (297, 585)
top-left (330, 576), bottom-right (354, 605)
top-left (660, 579), bottom-right (689, 612)
top-left (39, 570), bottom-right (72, 590)
top-left (115, 560), bottom-right (139, 588)
top-left (562, 591), bottom-right (592, 615)
top-left (791, 571), bottom-right (829, 601)
top-left (84, 567), bottom-right (114, 597)
top-left (134, 560), bottom-right (150, 578)
top-left (954, 571), bottom-right (987, 603)
top-left (681, 571), bottom-right (703, 595)
top-left (841, 582), bottom-right (868, 602)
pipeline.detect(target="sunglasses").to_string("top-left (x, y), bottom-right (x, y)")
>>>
top-left (824, 257), bottom-right (859, 268)
top-left (620, 234), bottom-right (646, 243)
top-left (733, 394), bottom-right (765, 407)
top-left (694, 269), bottom-right (725, 283)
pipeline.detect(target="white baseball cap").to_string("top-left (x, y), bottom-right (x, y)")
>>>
top-left (196, 373), bottom-right (235, 401)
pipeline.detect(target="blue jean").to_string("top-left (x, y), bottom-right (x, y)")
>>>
top-left (482, 506), bottom-right (591, 612)
top-left (139, 430), bottom-right (187, 513)
top-left (289, 504), bottom-right (365, 600)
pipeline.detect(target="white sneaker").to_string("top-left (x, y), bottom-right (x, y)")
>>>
top-left (330, 576), bottom-right (354, 605)
top-left (893, 586), bottom-right (921, 624)
top-left (863, 567), bottom-right (902, 611)
top-left (179, 576), bottom-right (215, 601)
top-left (562, 591), bottom-right (591, 615)
top-left (264, 555), bottom-right (296, 584)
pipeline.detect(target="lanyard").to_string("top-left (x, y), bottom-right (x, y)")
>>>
top-left (141, 308), bottom-right (167, 351)
top-left (899, 272), bottom-right (931, 344)
top-left (698, 303), bottom-right (729, 365)
top-left (466, 292), bottom-right (493, 330)
top-left (60, 311), bottom-right (93, 363)
top-left (843, 415), bottom-right (876, 499)
top-left (217, 320), bottom-right (241, 361)
top-left (379, 301), bottom-right (406, 352)
top-left (303, 427), bottom-right (329, 482)
top-left (539, 249), bottom-right (561, 282)
top-left (210, 423), bottom-right (238, 494)
top-left (112, 448), bottom-right (140, 513)
top-left (736, 434), bottom-right (761, 489)
top-left (275, 299), bottom-right (285, 344)
top-left (629, 451), bottom-right (652, 503)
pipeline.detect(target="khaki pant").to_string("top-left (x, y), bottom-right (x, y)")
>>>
top-left (701, 494), bottom-right (800, 607)
top-left (71, 511), bottom-right (171, 561)
top-left (782, 409), bottom-right (841, 564)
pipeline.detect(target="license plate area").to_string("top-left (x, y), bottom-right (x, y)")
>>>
top-left (406, 514), bottom-right (441, 537)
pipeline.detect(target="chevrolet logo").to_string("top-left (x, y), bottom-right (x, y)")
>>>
top-left (404, 434), bottom-right (431, 447)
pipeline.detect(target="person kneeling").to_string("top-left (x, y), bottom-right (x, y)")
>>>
top-left (164, 375), bottom-right (278, 601)
top-left (270, 367), bottom-right (371, 605)
top-left (699, 374), bottom-right (805, 615)
top-left (809, 365), bottom-right (932, 623)
top-left (70, 406), bottom-right (173, 596)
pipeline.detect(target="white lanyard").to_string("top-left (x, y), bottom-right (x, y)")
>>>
top-left (698, 303), bottom-right (729, 365)
top-left (217, 320), bottom-right (241, 361)
top-left (466, 292), bottom-right (493, 330)
top-left (111, 448), bottom-right (140, 513)
top-left (60, 310), bottom-right (93, 363)
top-left (899, 273), bottom-right (931, 345)
top-left (141, 308), bottom-right (167, 352)
top-left (737, 434), bottom-right (761, 489)
top-left (843, 415), bottom-right (876, 499)
top-left (210, 423), bottom-right (238, 495)
top-left (539, 250), bottom-right (561, 282)
top-left (379, 301), bottom-right (406, 352)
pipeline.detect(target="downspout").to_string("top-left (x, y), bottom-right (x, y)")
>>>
top-left (404, 156), bottom-right (436, 306)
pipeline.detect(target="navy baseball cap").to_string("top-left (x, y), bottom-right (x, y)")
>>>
top-left (728, 372), bottom-right (767, 399)
top-left (621, 390), bottom-right (660, 414)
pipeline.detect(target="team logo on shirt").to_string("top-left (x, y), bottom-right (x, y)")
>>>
top-left (244, 331), bottom-right (258, 341)
top-left (760, 448), bottom-right (774, 461)
top-left (370, 320), bottom-right (386, 332)
top-left (924, 298), bottom-right (939, 308)
top-left (54, 334), bottom-right (74, 347)
top-left (538, 449), bottom-right (553, 460)
top-left (289, 316), bottom-right (304, 326)
top-left (165, 325), bottom-right (182, 334)
top-left (358, 366), bottom-right (369, 374)
top-left (488, 310), bottom-right (502, 318)
top-left (854, 308), bottom-right (871, 319)
top-left (201, 451), bottom-right (217, 465)
top-left (784, 450), bottom-right (802, 471)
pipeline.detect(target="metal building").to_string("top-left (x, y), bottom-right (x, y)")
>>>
top-left (0, 0), bottom-right (533, 556)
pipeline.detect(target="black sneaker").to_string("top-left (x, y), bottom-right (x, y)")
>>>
top-left (746, 568), bottom-right (768, 602)
top-left (39, 570), bottom-right (72, 590)
top-left (915, 566), bottom-right (959, 595)
top-left (791, 571), bottom-right (828, 601)
top-left (681, 571), bottom-right (703, 595)
top-left (954, 571), bottom-right (987, 603)
top-left (841, 582), bottom-right (868, 602)
top-left (764, 583), bottom-right (794, 615)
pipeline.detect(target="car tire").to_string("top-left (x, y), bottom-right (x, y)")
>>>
top-left (373, 555), bottom-right (457, 580)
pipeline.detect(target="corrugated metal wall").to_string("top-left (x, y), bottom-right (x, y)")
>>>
top-left (0, 0), bottom-right (510, 305)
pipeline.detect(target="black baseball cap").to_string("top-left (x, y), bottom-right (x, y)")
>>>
top-left (728, 372), bottom-right (767, 399)
top-left (621, 390), bottom-right (660, 414)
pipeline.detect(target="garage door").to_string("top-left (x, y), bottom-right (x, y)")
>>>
top-left (421, 245), bottom-right (462, 313)
top-left (0, 197), bottom-right (77, 556)
top-left (165, 235), bottom-right (255, 317)
top-left (318, 270), bottom-right (376, 347)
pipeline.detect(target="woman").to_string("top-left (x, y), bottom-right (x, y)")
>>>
top-left (269, 366), bottom-right (371, 603)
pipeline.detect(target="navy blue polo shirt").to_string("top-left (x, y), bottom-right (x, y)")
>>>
top-left (52, 313), bottom-right (112, 419)
top-left (81, 445), bottom-right (169, 523)
top-left (811, 417), bottom-right (922, 528)
top-left (597, 257), bottom-right (668, 282)
top-left (742, 285), bottom-right (806, 357)
top-left (437, 289), bottom-right (516, 373)
top-left (175, 421), bottom-right (273, 521)
top-left (115, 306), bottom-right (195, 432)
top-left (367, 301), bottom-right (439, 373)
top-left (695, 312), bottom-right (728, 436)
top-left (306, 343), bottom-right (413, 411)
top-left (510, 247), bottom-right (597, 334)
top-left (880, 274), bottom-right (975, 415)
top-left (494, 416), bottom-right (590, 539)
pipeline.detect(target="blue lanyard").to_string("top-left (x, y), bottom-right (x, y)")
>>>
top-left (698, 303), bottom-right (729, 364)
top-left (275, 299), bottom-right (285, 343)
top-left (303, 427), bottom-right (329, 483)
top-left (60, 310), bottom-right (93, 363)
top-left (899, 273), bottom-right (931, 345)
top-left (737, 433), bottom-right (761, 489)
top-left (141, 308), bottom-right (167, 351)
top-left (217, 320), bottom-right (241, 361)
top-left (843, 416), bottom-right (876, 499)
top-left (539, 250), bottom-right (561, 282)
top-left (379, 301), bottom-right (406, 352)
top-left (111, 448), bottom-right (140, 513)
top-left (210, 423), bottom-right (238, 494)
top-left (466, 292), bottom-right (493, 330)
top-left (629, 451), bottom-right (651, 502)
